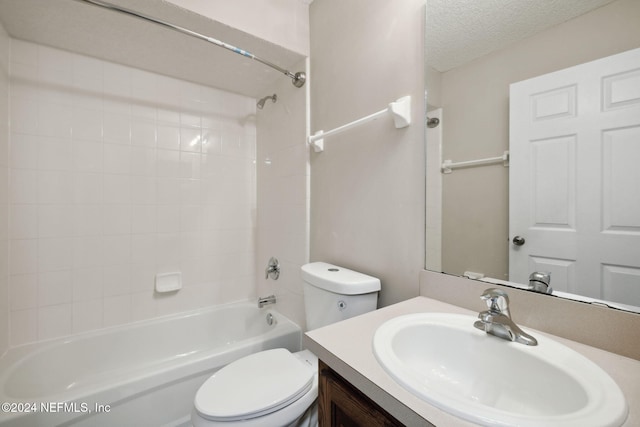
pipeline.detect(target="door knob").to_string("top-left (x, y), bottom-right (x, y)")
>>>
top-left (512, 236), bottom-right (525, 246)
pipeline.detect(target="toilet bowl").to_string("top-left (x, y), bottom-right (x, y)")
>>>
top-left (191, 262), bottom-right (381, 427)
top-left (192, 349), bottom-right (318, 427)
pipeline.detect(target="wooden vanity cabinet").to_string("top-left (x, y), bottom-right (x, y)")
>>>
top-left (318, 360), bottom-right (404, 427)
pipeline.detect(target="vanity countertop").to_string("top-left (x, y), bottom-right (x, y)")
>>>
top-left (304, 296), bottom-right (640, 427)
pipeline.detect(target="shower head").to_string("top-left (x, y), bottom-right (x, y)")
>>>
top-left (257, 94), bottom-right (277, 109)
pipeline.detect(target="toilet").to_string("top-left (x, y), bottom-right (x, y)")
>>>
top-left (191, 262), bottom-right (381, 427)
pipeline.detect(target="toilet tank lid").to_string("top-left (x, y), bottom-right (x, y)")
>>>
top-left (301, 262), bottom-right (381, 295)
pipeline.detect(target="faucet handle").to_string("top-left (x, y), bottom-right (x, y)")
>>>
top-left (480, 288), bottom-right (509, 313)
top-left (265, 257), bottom-right (280, 280)
top-left (529, 272), bottom-right (550, 285)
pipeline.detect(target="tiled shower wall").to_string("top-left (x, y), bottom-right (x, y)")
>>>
top-left (8, 39), bottom-right (258, 346)
top-left (0, 23), bottom-right (9, 355)
top-left (256, 58), bottom-right (309, 330)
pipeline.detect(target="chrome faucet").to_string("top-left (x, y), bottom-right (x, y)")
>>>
top-left (528, 272), bottom-right (552, 294)
top-left (265, 257), bottom-right (280, 280)
top-left (473, 288), bottom-right (537, 346)
top-left (258, 294), bottom-right (276, 308)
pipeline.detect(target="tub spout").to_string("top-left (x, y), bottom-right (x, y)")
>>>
top-left (258, 295), bottom-right (276, 308)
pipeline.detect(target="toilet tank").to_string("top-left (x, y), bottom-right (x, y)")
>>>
top-left (301, 262), bottom-right (381, 331)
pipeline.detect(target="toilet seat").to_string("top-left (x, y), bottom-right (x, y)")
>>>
top-left (194, 348), bottom-right (314, 422)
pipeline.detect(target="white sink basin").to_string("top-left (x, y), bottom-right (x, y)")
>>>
top-left (373, 313), bottom-right (628, 427)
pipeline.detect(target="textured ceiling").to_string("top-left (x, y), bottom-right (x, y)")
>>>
top-left (0, 0), bottom-right (305, 98)
top-left (427, 0), bottom-right (619, 72)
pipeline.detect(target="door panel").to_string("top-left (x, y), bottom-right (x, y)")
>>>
top-left (509, 48), bottom-right (640, 302)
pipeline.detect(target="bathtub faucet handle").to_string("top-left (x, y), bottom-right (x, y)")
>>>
top-left (265, 257), bottom-right (280, 280)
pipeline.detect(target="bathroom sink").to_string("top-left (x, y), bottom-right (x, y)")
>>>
top-left (373, 313), bottom-right (628, 427)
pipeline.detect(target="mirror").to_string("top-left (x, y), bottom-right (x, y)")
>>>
top-left (425, 0), bottom-right (640, 312)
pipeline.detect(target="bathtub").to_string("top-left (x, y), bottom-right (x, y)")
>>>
top-left (0, 301), bottom-right (301, 427)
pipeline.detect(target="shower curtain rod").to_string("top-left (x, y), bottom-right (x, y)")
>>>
top-left (76, 0), bottom-right (306, 88)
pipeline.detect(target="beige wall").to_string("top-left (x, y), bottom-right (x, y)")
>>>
top-left (309, 0), bottom-right (426, 307)
top-left (256, 58), bottom-right (310, 330)
top-left (437, 0), bottom-right (640, 279)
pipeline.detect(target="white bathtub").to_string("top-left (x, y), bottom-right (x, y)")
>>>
top-left (0, 301), bottom-right (301, 427)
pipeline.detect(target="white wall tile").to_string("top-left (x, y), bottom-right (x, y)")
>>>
top-left (130, 263), bottom-right (156, 293)
top-left (37, 136), bottom-right (72, 171)
top-left (103, 174), bottom-right (131, 204)
top-left (72, 108), bottom-right (103, 141)
top-left (10, 133), bottom-right (38, 169)
top-left (10, 94), bottom-right (39, 135)
top-left (8, 43), bottom-right (259, 346)
top-left (38, 238), bottom-right (72, 272)
top-left (179, 152), bottom-right (201, 179)
top-left (103, 143), bottom-right (131, 175)
top-left (9, 274), bottom-right (38, 310)
top-left (10, 239), bottom-right (38, 275)
top-left (130, 146), bottom-right (156, 176)
top-left (157, 107), bottom-right (180, 125)
top-left (73, 237), bottom-right (103, 269)
top-left (73, 141), bottom-right (103, 173)
top-left (37, 171), bottom-right (73, 204)
top-left (131, 205), bottom-right (156, 234)
top-left (10, 169), bottom-right (37, 204)
top-left (157, 149), bottom-right (180, 178)
top-left (156, 124), bottom-right (180, 151)
top-left (103, 112), bottom-right (130, 144)
top-left (73, 205), bottom-right (103, 236)
top-left (38, 270), bottom-right (72, 306)
top-left (130, 176), bottom-right (156, 205)
top-left (10, 204), bottom-right (37, 239)
top-left (38, 205), bottom-right (73, 238)
top-left (131, 119), bottom-right (156, 147)
top-left (255, 63), bottom-right (309, 329)
top-left (179, 179), bottom-right (200, 205)
top-left (156, 178), bottom-right (180, 204)
top-left (73, 172), bottom-right (102, 204)
top-left (157, 205), bottom-right (180, 233)
top-left (72, 299), bottom-right (103, 333)
top-left (179, 232), bottom-right (201, 262)
top-left (131, 235), bottom-right (157, 266)
top-left (103, 294), bottom-right (131, 327)
top-left (38, 303), bottom-right (72, 340)
top-left (131, 291), bottom-right (156, 321)
top-left (102, 205), bottom-right (131, 235)
top-left (179, 205), bottom-right (201, 233)
top-left (180, 127), bottom-right (201, 153)
top-left (103, 265), bottom-right (131, 297)
top-left (102, 235), bottom-right (131, 266)
top-left (10, 308), bottom-right (37, 345)
top-left (72, 268), bottom-right (103, 302)
top-left (38, 103), bottom-right (73, 138)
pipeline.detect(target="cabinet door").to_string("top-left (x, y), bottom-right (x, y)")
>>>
top-left (318, 360), bottom-right (404, 427)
